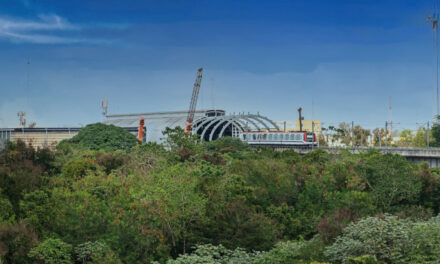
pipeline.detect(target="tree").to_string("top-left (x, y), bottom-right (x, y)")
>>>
top-left (74, 241), bottom-right (122, 264)
top-left (333, 123), bottom-right (352, 146)
top-left (162, 127), bottom-right (201, 161)
top-left (328, 123), bottom-right (370, 147)
top-left (316, 132), bottom-right (328, 146)
top-left (412, 127), bottom-right (433, 147)
top-left (358, 153), bottom-right (421, 210)
top-left (133, 163), bottom-right (207, 255)
top-left (371, 128), bottom-right (390, 147)
top-left (397, 129), bottom-right (414, 147)
top-left (353, 125), bottom-right (370, 146)
top-left (253, 238), bottom-right (325, 264)
top-left (406, 215), bottom-right (440, 262)
top-left (163, 244), bottom-right (259, 264)
top-left (28, 238), bottom-right (73, 264)
top-left (0, 221), bottom-right (39, 264)
top-left (432, 116), bottom-right (440, 146)
top-left (324, 215), bottom-right (413, 263)
top-left (69, 123), bottom-right (138, 151)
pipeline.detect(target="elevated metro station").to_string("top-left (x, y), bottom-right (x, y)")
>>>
top-left (104, 109), bottom-right (280, 143)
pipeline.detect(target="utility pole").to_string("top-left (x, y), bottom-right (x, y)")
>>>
top-left (351, 121), bottom-right (354, 148)
top-left (312, 121), bottom-right (315, 150)
top-left (379, 131), bottom-right (382, 147)
top-left (427, 121), bottom-right (431, 148)
top-left (298, 107), bottom-right (303, 132)
top-left (385, 121), bottom-right (388, 148)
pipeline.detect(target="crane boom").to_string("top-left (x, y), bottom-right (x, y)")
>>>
top-left (185, 68), bottom-right (203, 134)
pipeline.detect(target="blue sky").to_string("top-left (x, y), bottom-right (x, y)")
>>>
top-left (0, 0), bottom-right (436, 130)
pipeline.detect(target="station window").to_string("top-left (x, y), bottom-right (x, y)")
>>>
top-left (273, 134), bottom-right (278, 140)
top-left (268, 134), bottom-right (273, 140)
top-left (263, 134), bottom-right (267, 140)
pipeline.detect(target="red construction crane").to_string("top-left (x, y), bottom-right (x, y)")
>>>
top-left (185, 68), bottom-right (203, 134)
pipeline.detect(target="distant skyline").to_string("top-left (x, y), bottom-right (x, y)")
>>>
top-left (0, 0), bottom-right (438, 130)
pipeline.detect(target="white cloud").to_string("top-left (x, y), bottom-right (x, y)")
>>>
top-left (0, 14), bottom-right (86, 44)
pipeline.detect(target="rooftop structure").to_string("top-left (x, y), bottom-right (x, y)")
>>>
top-left (0, 109), bottom-right (281, 149)
top-left (0, 127), bottom-right (141, 149)
top-left (104, 109), bottom-right (280, 142)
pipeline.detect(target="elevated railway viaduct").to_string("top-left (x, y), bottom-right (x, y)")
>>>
top-left (272, 146), bottom-right (440, 168)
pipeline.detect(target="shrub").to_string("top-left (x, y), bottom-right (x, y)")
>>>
top-left (0, 197), bottom-right (14, 223)
top-left (62, 158), bottom-right (97, 179)
top-left (253, 238), bottom-right (325, 264)
top-left (75, 241), bottom-right (122, 264)
top-left (405, 215), bottom-right (440, 263)
top-left (28, 238), bottom-right (72, 264)
top-left (164, 244), bottom-right (260, 264)
top-left (324, 215), bottom-right (413, 263)
top-left (346, 255), bottom-right (385, 264)
top-left (0, 221), bottom-right (39, 264)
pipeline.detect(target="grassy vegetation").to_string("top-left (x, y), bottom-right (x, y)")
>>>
top-left (1, 124), bottom-right (440, 263)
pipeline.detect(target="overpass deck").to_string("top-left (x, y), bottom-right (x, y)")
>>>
top-left (274, 146), bottom-right (440, 168)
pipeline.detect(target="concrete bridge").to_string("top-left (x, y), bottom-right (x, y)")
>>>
top-left (275, 146), bottom-right (440, 168)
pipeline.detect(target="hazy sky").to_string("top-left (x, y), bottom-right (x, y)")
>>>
top-left (0, 0), bottom-right (437, 130)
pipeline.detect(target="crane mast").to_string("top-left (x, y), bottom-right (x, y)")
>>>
top-left (185, 68), bottom-right (203, 134)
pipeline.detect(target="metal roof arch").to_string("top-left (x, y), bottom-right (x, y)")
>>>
top-left (208, 117), bottom-right (246, 141)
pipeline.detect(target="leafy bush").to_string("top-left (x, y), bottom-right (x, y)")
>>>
top-left (253, 238), bottom-right (325, 264)
top-left (0, 196), bottom-right (14, 223)
top-left (325, 215), bottom-right (413, 263)
top-left (405, 215), bottom-right (440, 263)
top-left (69, 123), bottom-right (138, 151)
top-left (163, 244), bottom-right (260, 264)
top-left (346, 255), bottom-right (384, 264)
top-left (28, 238), bottom-right (73, 264)
top-left (74, 241), bottom-right (122, 264)
top-left (357, 153), bottom-right (421, 211)
top-left (62, 158), bottom-right (97, 179)
top-left (0, 221), bottom-right (39, 264)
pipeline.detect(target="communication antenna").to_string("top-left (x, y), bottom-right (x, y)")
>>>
top-left (101, 97), bottom-right (108, 117)
top-left (17, 111), bottom-right (26, 127)
top-left (428, 2), bottom-right (440, 117)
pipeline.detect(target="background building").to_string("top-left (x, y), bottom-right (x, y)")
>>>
top-left (295, 120), bottom-right (322, 133)
top-left (1, 109), bottom-right (281, 149)
top-left (0, 127), bottom-right (141, 149)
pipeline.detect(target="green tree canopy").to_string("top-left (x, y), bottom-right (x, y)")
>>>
top-left (68, 123), bottom-right (138, 151)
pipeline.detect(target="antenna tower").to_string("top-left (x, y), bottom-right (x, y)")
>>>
top-left (17, 111), bottom-right (26, 128)
top-left (428, 1), bottom-right (440, 118)
top-left (101, 97), bottom-right (108, 117)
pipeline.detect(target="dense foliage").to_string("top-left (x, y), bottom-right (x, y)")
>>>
top-left (1, 126), bottom-right (440, 263)
top-left (68, 123), bottom-right (138, 151)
